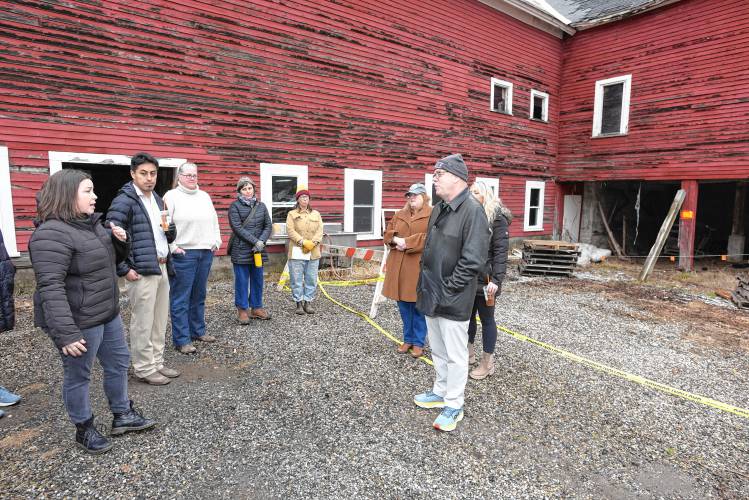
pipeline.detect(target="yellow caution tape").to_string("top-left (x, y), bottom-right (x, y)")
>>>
top-left (318, 283), bottom-right (433, 366)
top-left (318, 280), bottom-right (749, 420)
top-left (496, 324), bottom-right (749, 419)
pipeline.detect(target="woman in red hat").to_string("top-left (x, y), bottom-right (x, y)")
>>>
top-left (285, 186), bottom-right (324, 314)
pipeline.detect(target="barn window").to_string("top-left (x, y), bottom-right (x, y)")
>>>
top-left (475, 176), bottom-right (499, 197)
top-left (344, 168), bottom-right (382, 240)
top-left (0, 146), bottom-right (19, 256)
top-left (424, 173), bottom-right (442, 206)
top-left (530, 90), bottom-right (549, 122)
top-left (524, 180), bottom-right (545, 232)
top-left (259, 163), bottom-right (308, 226)
top-left (490, 78), bottom-right (513, 115)
top-left (593, 75), bottom-right (632, 137)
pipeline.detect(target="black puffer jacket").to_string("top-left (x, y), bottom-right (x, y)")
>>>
top-left (106, 182), bottom-right (175, 277)
top-left (0, 229), bottom-right (16, 333)
top-left (228, 199), bottom-right (272, 265)
top-left (416, 188), bottom-right (490, 321)
top-left (474, 207), bottom-right (511, 296)
top-left (29, 213), bottom-right (130, 349)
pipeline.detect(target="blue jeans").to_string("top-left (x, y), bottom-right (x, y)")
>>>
top-left (233, 262), bottom-right (265, 309)
top-left (397, 300), bottom-right (427, 347)
top-left (288, 258), bottom-right (319, 302)
top-left (59, 315), bottom-right (130, 424)
top-left (169, 249), bottom-right (213, 346)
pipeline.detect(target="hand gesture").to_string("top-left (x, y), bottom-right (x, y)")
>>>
top-left (110, 222), bottom-right (127, 242)
top-left (173, 247), bottom-right (186, 255)
top-left (486, 282), bottom-right (499, 296)
top-left (62, 339), bottom-right (87, 357)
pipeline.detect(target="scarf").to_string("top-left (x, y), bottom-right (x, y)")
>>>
top-left (239, 195), bottom-right (257, 207)
top-left (177, 183), bottom-right (199, 195)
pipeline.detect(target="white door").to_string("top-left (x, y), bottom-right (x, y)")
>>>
top-left (562, 195), bottom-right (582, 242)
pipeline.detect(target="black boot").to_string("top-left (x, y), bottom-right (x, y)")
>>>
top-left (303, 301), bottom-right (315, 314)
top-left (75, 416), bottom-right (113, 455)
top-left (111, 400), bottom-right (156, 436)
top-left (295, 302), bottom-right (305, 315)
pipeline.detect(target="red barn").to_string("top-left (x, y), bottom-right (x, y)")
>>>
top-left (0, 0), bottom-right (746, 271)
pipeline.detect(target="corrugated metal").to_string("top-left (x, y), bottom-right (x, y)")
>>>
top-left (557, 0), bottom-right (749, 181)
top-left (0, 0), bottom-right (562, 250)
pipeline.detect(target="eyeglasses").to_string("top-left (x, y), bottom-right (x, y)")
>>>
top-left (433, 169), bottom-right (447, 179)
top-left (180, 173), bottom-right (198, 179)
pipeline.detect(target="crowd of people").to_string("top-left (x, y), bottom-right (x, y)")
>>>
top-left (14, 150), bottom-right (507, 453)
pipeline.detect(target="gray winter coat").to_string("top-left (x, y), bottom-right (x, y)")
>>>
top-left (228, 199), bottom-right (272, 265)
top-left (29, 213), bottom-right (130, 349)
top-left (416, 188), bottom-right (490, 321)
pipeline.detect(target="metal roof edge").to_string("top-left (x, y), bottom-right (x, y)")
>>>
top-left (477, 0), bottom-right (577, 38)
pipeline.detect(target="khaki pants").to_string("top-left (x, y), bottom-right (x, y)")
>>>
top-left (128, 265), bottom-right (170, 378)
top-left (426, 315), bottom-right (470, 409)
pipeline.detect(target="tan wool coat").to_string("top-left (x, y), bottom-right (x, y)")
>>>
top-left (286, 208), bottom-right (324, 260)
top-left (382, 204), bottom-right (432, 302)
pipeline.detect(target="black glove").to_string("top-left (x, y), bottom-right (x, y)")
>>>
top-left (165, 222), bottom-right (177, 243)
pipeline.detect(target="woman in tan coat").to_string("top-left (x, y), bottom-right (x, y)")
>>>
top-left (286, 186), bottom-right (324, 315)
top-left (382, 183), bottom-right (432, 358)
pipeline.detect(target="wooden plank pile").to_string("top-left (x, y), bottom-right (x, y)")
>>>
top-left (518, 240), bottom-right (580, 278)
top-left (732, 275), bottom-right (749, 310)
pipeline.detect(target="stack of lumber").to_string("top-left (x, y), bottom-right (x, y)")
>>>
top-left (518, 240), bottom-right (580, 277)
top-left (732, 275), bottom-right (749, 310)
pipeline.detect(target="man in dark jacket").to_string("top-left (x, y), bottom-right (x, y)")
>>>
top-left (414, 154), bottom-right (490, 432)
top-left (106, 152), bottom-right (180, 386)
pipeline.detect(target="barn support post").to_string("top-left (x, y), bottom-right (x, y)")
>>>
top-left (678, 180), bottom-right (698, 271)
top-left (727, 181), bottom-right (747, 263)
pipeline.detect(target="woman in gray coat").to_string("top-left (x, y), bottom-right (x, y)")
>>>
top-left (29, 169), bottom-right (156, 454)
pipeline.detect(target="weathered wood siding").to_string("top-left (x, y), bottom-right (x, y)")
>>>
top-left (557, 0), bottom-right (749, 181)
top-left (0, 0), bottom-right (562, 250)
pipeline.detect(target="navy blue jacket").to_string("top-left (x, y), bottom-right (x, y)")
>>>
top-left (106, 182), bottom-right (175, 276)
top-left (228, 199), bottom-right (272, 265)
top-left (0, 229), bottom-right (15, 332)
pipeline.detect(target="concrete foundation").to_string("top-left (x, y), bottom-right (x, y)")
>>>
top-left (728, 234), bottom-right (746, 263)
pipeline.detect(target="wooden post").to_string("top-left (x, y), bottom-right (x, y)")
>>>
top-left (678, 181), bottom-right (698, 271)
top-left (597, 201), bottom-right (624, 258)
top-left (639, 189), bottom-right (686, 282)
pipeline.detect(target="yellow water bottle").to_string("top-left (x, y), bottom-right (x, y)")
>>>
top-left (254, 252), bottom-right (263, 267)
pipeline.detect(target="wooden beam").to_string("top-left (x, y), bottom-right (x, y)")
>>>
top-left (678, 180), bottom-right (698, 272)
top-left (597, 201), bottom-right (624, 258)
top-left (638, 189), bottom-right (686, 282)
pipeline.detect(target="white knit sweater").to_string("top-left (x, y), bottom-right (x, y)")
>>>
top-left (163, 184), bottom-right (222, 251)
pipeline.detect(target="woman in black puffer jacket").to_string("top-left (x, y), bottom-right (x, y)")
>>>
top-left (228, 176), bottom-right (272, 324)
top-left (467, 181), bottom-right (511, 381)
top-left (29, 169), bottom-right (156, 455)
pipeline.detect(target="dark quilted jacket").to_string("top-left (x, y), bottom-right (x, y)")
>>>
top-left (106, 182), bottom-right (175, 276)
top-left (0, 229), bottom-right (16, 333)
top-left (228, 199), bottom-right (272, 265)
top-left (474, 211), bottom-right (510, 296)
top-left (29, 213), bottom-right (130, 349)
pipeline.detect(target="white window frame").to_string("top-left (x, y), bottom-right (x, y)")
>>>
top-left (424, 173), bottom-right (434, 206)
top-left (524, 180), bottom-right (545, 232)
top-left (260, 163), bottom-right (308, 235)
top-left (592, 74), bottom-right (632, 137)
top-left (490, 77), bottom-right (513, 115)
top-left (0, 146), bottom-right (19, 257)
top-left (344, 168), bottom-right (382, 241)
top-left (475, 176), bottom-right (499, 197)
top-left (48, 151), bottom-right (185, 175)
top-left (529, 89), bottom-right (549, 122)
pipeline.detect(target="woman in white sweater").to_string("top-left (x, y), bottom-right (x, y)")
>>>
top-left (163, 162), bottom-right (222, 354)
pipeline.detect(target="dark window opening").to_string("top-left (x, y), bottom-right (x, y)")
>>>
top-left (601, 83), bottom-right (624, 134)
top-left (271, 175), bottom-right (298, 224)
top-left (62, 162), bottom-right (174, 217)
top-left (492, 85), bottom-right (509, 113)
top-left (532, 95), bottom-right (545, 120)
top-left (353, 179), bottom-right (374, 233)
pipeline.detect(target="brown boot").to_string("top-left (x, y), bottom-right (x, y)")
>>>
top-left (295, 302), bottom-right (305, 315)
top-left (468, 342), bottom-right (476, 364)
top-left (250, 308), bottom-right (271, 320)
top-left (470, 352), bottom-right (495, 380)
top-left (237, 308), bottom-right (250, 325)
top-left (302, 301), bottom-right (315, 314)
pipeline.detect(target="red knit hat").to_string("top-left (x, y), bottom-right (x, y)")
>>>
top-left (295, 185), bottom-right (310, 199)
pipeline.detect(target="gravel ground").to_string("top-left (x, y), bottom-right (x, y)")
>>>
top-left (1, 272), bottom-right (748, 499)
